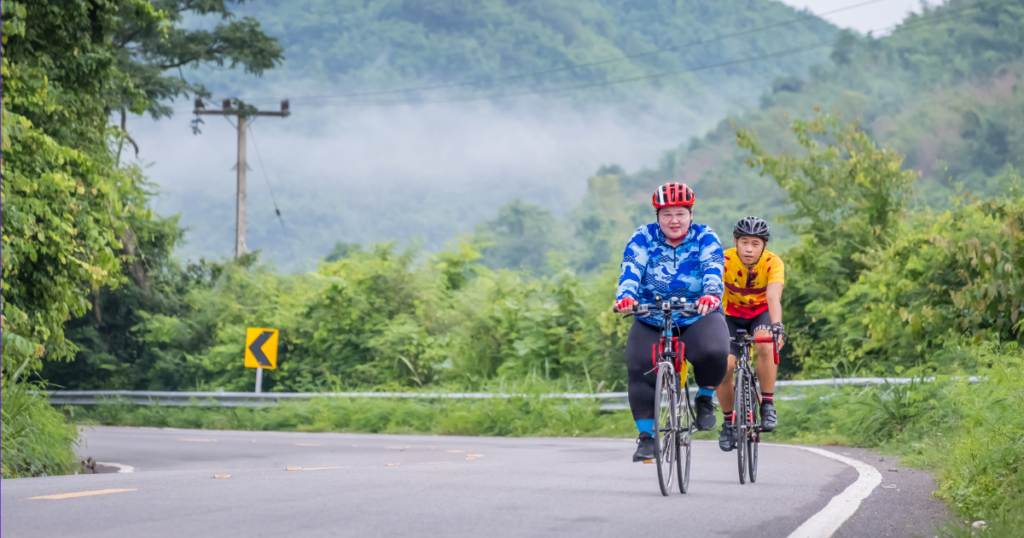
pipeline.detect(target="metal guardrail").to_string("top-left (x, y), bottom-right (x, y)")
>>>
top-left (47, 376), bottom-right (978, 411)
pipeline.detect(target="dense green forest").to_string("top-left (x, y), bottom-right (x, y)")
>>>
top-left (593, 0), bottom-right (1024, 250)
top-left (200, 0), bottom-right (837, 112)
top-left (2, 0), bottom-right (281, 477)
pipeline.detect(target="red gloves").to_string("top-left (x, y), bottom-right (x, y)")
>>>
top-left (696, 295), bottom-right (721, 311)
top-left (614, 297), bottom-right (637, 312)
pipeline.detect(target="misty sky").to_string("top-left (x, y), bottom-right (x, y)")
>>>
top-left (778, 0), bottom-right (944, 34)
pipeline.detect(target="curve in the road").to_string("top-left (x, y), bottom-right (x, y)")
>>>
top-left (783, 445), bottom-right (883, 538)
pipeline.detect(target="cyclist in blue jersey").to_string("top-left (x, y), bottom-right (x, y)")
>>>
top-left (615, 182), bottom-right (730, 462)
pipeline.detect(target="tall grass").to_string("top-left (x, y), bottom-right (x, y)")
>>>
top-left (73, 394), bottom-right (636, 438)
top-left (772, 343), bottom-right (1024, 537)
top-left (1, 379), bottom-right (80, 478)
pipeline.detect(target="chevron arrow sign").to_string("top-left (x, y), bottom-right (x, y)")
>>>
top-left (244, 328), bottom-right (279, 370)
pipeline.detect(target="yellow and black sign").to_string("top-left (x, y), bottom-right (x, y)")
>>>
top-left (245, 327), bottom-right (279, 369)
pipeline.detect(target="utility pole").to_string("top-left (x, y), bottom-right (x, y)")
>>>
top-left (193, 98), bottom-right (290, 257)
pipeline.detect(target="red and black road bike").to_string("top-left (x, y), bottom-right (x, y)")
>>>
top-left (619, 296), bottom-right (700, 496)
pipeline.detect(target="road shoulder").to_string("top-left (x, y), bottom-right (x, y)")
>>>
top-left (825, 447), bottom-right (954, 538)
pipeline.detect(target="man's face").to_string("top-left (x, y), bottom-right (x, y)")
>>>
top-left (657, 207), bottom-right (691, 241)
top-left (734, 236), bottom-right (765, 266)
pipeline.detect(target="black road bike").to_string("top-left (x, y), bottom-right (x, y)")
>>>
top-left (729, 329), bottom-right (778, 484)
top-left (618, 297), bottom-right (699, 496)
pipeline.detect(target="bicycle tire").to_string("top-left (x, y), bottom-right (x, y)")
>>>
top-left (653, 363), bottom-right (678, 496)
top-left (677, 378), bottom-right (692, 494)
top-left (748, 380), bottom-right (760, 483)
top-left (735, 368), bottom-right (748, 484)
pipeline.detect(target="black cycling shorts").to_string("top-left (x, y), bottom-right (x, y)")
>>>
top-left (725, 310), bottom-right (773, 356)
top-left (625, 311), bottom-right (730, 421)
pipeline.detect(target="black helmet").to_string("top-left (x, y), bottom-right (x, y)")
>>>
top-left (733, 216), bottom-right (771, 242)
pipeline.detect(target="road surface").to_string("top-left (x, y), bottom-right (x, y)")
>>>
top-left (1, 427), bottom-right (949, 537)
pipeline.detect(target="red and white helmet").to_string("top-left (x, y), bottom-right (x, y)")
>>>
top-left (652, 182), bottom-right (695, 209)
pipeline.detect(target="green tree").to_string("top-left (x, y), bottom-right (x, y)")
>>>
top-left (1, 0), bottom-right (163, 476)
top-left (736, 111), bottom-right (919, 373)
top-left (110, 0), bottom-right (284, 147)
top-left (477, 199), bottom-right (560, 275)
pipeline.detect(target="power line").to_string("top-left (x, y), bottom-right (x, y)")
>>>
top-left (180, 0), bottom-right (987, 113)
top-left (263, 0), bottom-right (889, 105)
top-left (287, 4), bottom-right (985, 110)
top-left (246, 121), bottom-right (298, 264)
top-left (176, 0), bottom-right (985, 114)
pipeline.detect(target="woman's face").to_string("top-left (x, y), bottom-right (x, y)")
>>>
top-left (658, 207), bottom-right (692, 241)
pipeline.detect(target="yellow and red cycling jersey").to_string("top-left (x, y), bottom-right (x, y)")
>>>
top-left (722, 248), bottom-right (785, 319)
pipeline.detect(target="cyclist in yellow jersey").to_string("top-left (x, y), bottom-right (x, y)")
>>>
top-left (716, 216), bottom-right (787, 451)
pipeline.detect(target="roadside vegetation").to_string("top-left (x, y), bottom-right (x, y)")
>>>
top-left (1, 0), bottom-right (279, 479)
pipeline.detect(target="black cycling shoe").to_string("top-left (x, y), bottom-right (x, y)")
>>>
top-left (718, 425), bottom-right (737, 452)
top-left (695, 395), bottom-right (717, 431)
top-left (632, 431), bottom-right (656, 462)
top-left (760, 401), bottom-right (778, 432)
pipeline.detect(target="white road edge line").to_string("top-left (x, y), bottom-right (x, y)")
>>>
top-left (96, 462), bottom-right (135, 473)
top-left (781, 445), bottom-right (882, 538)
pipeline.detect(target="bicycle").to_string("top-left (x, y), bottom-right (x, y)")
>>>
top-left (729, 328), bottom-right (778, 484)
top-left (617, 296), bottom-right (700, 496)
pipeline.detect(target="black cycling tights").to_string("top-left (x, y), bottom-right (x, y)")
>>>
top-left (625, 311), bottom-right (730, 421)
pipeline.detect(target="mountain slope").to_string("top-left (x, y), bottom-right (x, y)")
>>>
top-left (142, 0), bottom-right (845, 271)
top-left (567, 0), bottom-right (1024, 271)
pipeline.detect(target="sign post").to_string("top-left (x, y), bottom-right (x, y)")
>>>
top-left (245, 328), bottom-right (279, 393)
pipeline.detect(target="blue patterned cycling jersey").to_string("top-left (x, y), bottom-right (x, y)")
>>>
top-left (616, 222), bottom-right (725, 328)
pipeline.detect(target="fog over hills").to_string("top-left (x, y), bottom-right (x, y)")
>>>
top-left (132, 0), bottom-right (845, 270)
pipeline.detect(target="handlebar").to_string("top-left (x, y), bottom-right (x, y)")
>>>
top-left (749, 334), bottom-right (778, 362)
top-left (613, 298), bottom-right (700, 318)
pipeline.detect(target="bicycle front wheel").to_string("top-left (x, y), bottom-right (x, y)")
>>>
top-left (653, 363), bottom-right (678, 496)
top-left (735, 369), bottom-right (748, 484)
top-left (677, 378), bottom-right (692, 494)
top-left (748, 380), bottom-right (760, 483)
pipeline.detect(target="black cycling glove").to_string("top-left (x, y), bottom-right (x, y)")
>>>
top-left (771, 322), bottom-right (787, 345)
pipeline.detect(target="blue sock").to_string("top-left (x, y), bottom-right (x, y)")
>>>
top-left (635, 419), bottom-right (655, 436)
top-left (697, 387), bottom-right (715, 399)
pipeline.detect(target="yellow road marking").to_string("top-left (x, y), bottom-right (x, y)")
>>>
top-left (446, 450), bottom-right (465, 453)
top-left (286, 467), bottom-right (302, 471)
top-left (294, 443), bottom-right (321, 447)
top-left (387, 463), bottom-right (400, 467)
top-left (214, 475), bottom-right (230, 479)
top-left (385, 446), bottom-right (410, 450)
top-left (301, 467), bottom-right (347, 471)
top-left (179, 438), bottom-right (216, 442)
top-left (468, 454), bottom-right (484, 458)
top-left (30, 489), bottom-right (136, 500)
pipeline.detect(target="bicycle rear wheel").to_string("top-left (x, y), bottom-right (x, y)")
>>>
top-left (677, 378), bottom-right (693, 494)
top-left (653, 363), bottom-right (678, 496)
top-left (735, 369), bottom-right (748, 485)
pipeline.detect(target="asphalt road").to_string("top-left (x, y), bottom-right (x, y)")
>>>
top-left (1, 427), bottom-right (950, 538)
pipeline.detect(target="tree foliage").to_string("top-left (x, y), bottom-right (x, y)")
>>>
top-left (2, 0), bottom-right (148, 372)
top-left (737, 113), bottom-right (1023, 376)
top-left (219, 0), bottom-right (835, 104)
top-left (109, 0), bottom-right (283, 146)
